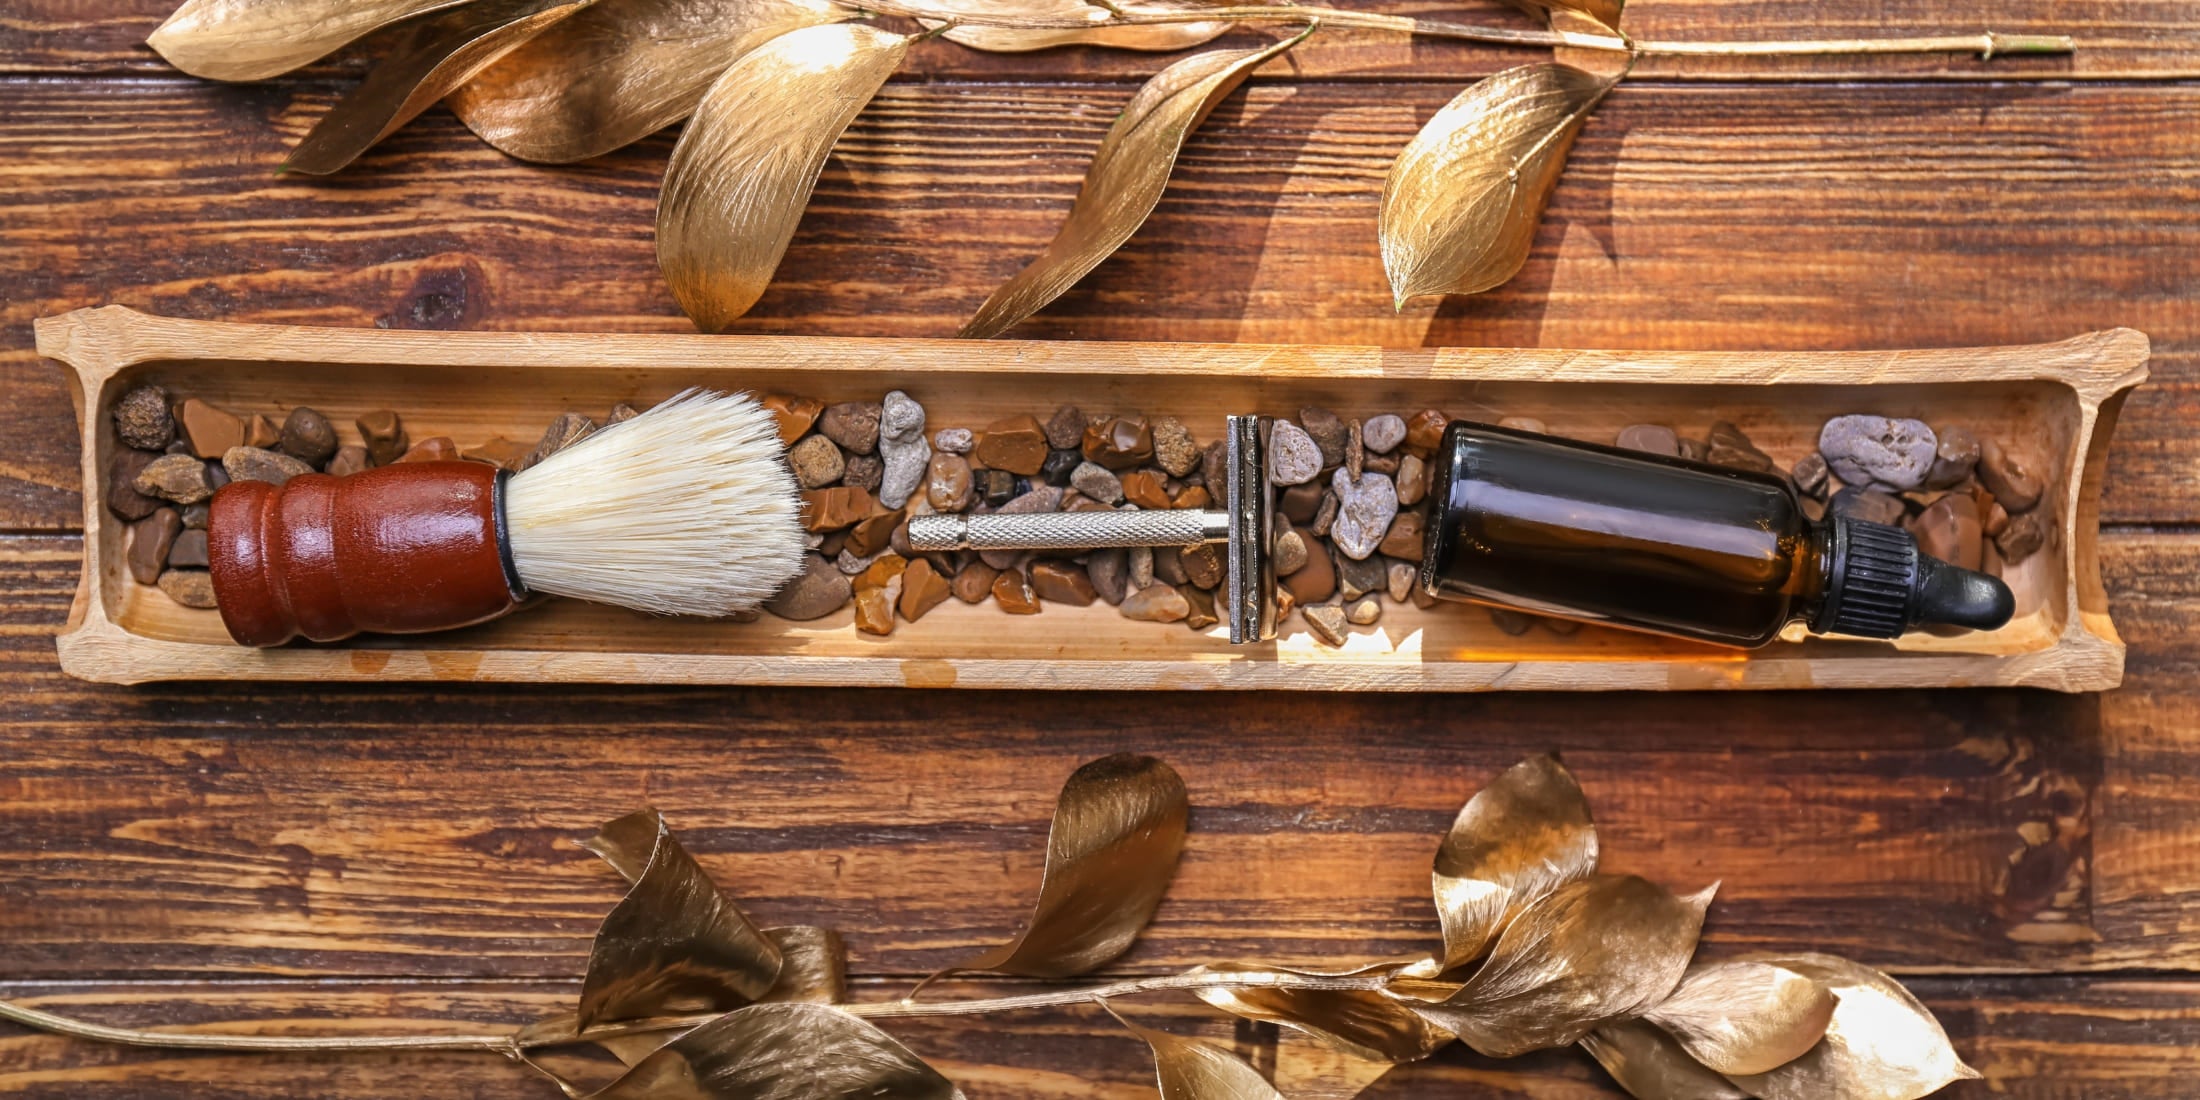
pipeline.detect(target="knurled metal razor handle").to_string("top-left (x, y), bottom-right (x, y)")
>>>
top-left (908, 509), bottom-right (1227, 551)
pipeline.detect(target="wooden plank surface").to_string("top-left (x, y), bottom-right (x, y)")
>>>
top-left (5, 0), bottom-right (2200, 1093)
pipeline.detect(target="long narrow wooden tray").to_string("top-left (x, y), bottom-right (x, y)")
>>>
top-left (39, 307), bottom-right (2144, 691)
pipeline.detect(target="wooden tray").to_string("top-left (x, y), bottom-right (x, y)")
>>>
top-left (38, 307), bottom-right (2145, 691)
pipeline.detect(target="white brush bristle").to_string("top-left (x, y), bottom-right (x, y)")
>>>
top-left (504, 389), bottom-right (806, 617)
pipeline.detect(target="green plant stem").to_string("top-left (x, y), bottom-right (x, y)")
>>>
top-left (0, 971), bottom-right (1389, 1058)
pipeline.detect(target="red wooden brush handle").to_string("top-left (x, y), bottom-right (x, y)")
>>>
top-left (207, 462), bottom-right (523, 647)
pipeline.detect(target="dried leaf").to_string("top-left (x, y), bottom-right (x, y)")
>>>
top-left (1502, 0), bottom-right (1623, 34)
top-left (284, 0), bottom-right (597, 175)
top-left (1643, 961), bottom-right (1835, 1077)
top-left (449, 0), bottom-right (848, 163)
top-left (1582, 1021), bottom-right (1751, 1100)
top-left (1431, 753), bottom-right (1598, 975)
top-left (1390, 875), bottom-right (1714, 1058)
top-left (921, 0), bottom-right (1228, 53)
top-left (579, 810), bottom-right (784, 1028)
top-left (656, 23), bottom-right (913, 332)
top-left (1109, 1005), bottom-right (1285, 1100)
top-left (958, 29), bottom-right (1310, 339)
top-left (1725, 955), bottom-right (1979, 1100)
top-left (592, 1004), bottom-right (963, 1100)
top-left (940, 753), bottom-right (1188, 979)
top-left (1379, 62), bottom-right (1615, 307)
top-left (1191, 961), bottom-right (1453, 1063)
top-left (147, 0), bottom-right (473, 81)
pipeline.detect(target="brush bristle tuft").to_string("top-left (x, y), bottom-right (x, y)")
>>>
top-left (504, 389), bottom-right (806, 617)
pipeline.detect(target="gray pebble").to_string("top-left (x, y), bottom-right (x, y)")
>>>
top-left (1616, 424), bottom-right (1680, 457)
top-left (1128, 544), bottom-right (1155, 590)
top-left (1069, 462), bottom-right (1124, 505)
top-left (876, 390), bottom-right (930, 509)
top-left (1088, 548), bottom-right (1129, 605)
top-left (1267, 420), bottom-right (1322, 486)
top-left (933, 427), bottom-right (974, 454)
top-left (1302, 604), bottom-right (1348, 647)
top-left (1387, 560), bottom-right (1417, 603)
top-left (1326, 468), bottom-right (1399, 561)
top-left (766, 554), bottom-right (853, 620)
top-left (1362, 414), bottom-right (1406, 455)
top-left (1819, 415), bottom-right (1937, 491)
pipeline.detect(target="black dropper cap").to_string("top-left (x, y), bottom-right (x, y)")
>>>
top-left (1812, 515), bottom-right (2016, 640)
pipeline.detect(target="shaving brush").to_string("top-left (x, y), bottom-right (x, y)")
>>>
top-left (207, 390), bottom-right (807, 647)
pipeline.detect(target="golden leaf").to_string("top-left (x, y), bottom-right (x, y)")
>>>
top-left (958, 28), bottom-right (1310, 339)
top-left (656, 23), bottom-right (913, 332)
top-left (579, 809), bottom-right (785, 1028)
top-left (1390, 875), bottom-right (1714, 1058)
top-left (1191, 961), bottom-right (1453, 1063)
top-left (920, 0), bottom-right (1228, 53)
top-left (1725, 955), bottom-right (1980, 1100)
top-left (935, 753), bottom-right (1188, 979)
top-left (1430, 753), bottom-right (1597, 975)
top-left (1642, 961), bottom-right (1835, 1077)
top-left (148, 0), bottom-right (473, 81)
top-left (591, 1004), bottom-right (964, 1100)
top-left (1581, 1021), bottom-right (1752, 1100)
top-left (1108, 1004), bottom-right (1285, 1100)
top-left (1502, 0), bottom-right (1623, 34)
top-left (283, 0), bottom-right (597, 175)
top-left (1378, 62), bottom-right (1616, 307)
top-left (449, 0), bottom-right (848, 164)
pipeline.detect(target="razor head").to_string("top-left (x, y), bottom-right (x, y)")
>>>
top-left (1224, 414), bottom-right (1277, 644)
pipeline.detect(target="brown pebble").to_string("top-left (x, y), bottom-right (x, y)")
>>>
top-left (107, 448), bottom-right (165, 520)
top-left (1364, 450), bottom-right (1400, 476)
top-left (1030, 560), bottom-right (1097, 606)
top-left (522, 412), bottom-right (593, 470)
top-left (1997, 509), bottom-right (2052, 564)
top-left (1083, 416), bottom-right (1155, 471)
top-left (992, 567), bottom-right (1041, 614)
top-left (180, 502), bottom-right (207, 530)
top-left (1977, 438), bottom-right (2044, 513)
top-left (898, 558), bottom-right (953, 622)
top-left (157, 569), bottom-right (217, 609)
top-left (1704, 421), bottom-right (1776, 474)
top-left (802, 486), bottom-right (874, 532)
top-left (1181, 543), bottom-right (1224, 590)
top-left (842, 454), bottom-right (884, 492)
top-left (1173, 484), bottom-right (1210, 510)
top-left (1543, 615), bottom-right (1583, 636)
top-left (1347, 596), bottom-right (1382, 626)
top-left (326, 444), bottom-right (370, 477)
top-left (1489, 608), bottom-right (1535, 636)
top-left (1302, 604), bottom-right (1348, 647)
top-left (926, 453), bottom-right (974, 511)
top-left (1298, 408), bottom-right (1348, 467)
top-left (1498, 416), bottom-right (1547, 434)
top-left (976, 414), bottom-right (1050, 475)
top-left (1151, 546), bottom-right (1187, 586)
top-left (223, 446), bottom-right (314, 486)
top-left (1120, 470), bottom-right (1173, 510)
top-left (1913, 492), bottom-right (1982, 571)
top-left (1087, 548), bottom-right (1130, 605)
top-left (952, 560), bottom-right (1001, 604)
top-left (1677, 437), bottom-right (1709, 463)
top-left (112, 384), bottom-right (176, 450)
top-left (126, 508), bottom-right (182, 585)
top-left (1344, 419), bottom-right (1365, 481)
top-left (853, 552), bottom-right (907, 592)
top-left (607, 403), bottom-right (640, 424)
top-left (279, 407), bottom-right (338, 465)
top-left (1386, 560), bottom-right (1417, 603)
top-left (1182, 585), bottom-right (1219, 631)
top-left (1831, 486), bottom-right (1905, 527)
top-left (396, 437), bottom-right (459, 464)
top-left (1790, 452), bottom-right (1831, 502)
top-left (135, 453), bottom-right (218, 504)
top-left (818, 401), bottom-right (882, 456)
top-left (1310, 490), bottom-right (1340, 538)
top-left (1395, 454), bottom-right (1428, 506)
top-left (178, 398), bottom-right (244, 459)
top-left (244, 413), bottom-right (281, 450)
top-left (1280, 482), bottom-right (1324, 525)
top-left (1152, 416), bottom-right (1200, 477)
top-left (1337, 552), bottom-right (1385, 602)
top-left (1404, 410), bottom-right (1449, 457)
top-left (766, 554), bottom-right (853, 620)
top-left (1982, 497), bottom-right (2010, 539)
top-left (787, 434), bottom-right (846, 489)
top-left (762, 395), bottom-right (824, 446)
top-left (1379, 511), bottom-right (1426, 561)
top-left (167, 528), bottom-right (209, 569)
top-left (462, 436), bottom-right (530, 469)
top-left (356, 409), bottom-right (410, 467)
top-left (852, 587), bottom-right (895, 635)
top-left (1043, 405), bottom-right (1087, 450)
top-left (1200, 439), bottom-right (1229, 492)
top-left (848, 507), bottom-right (906, 558)
top-left (1120, 583), bottom-right (1189, 623)
top-left (1282, 543), bottom-right (1335, 603)
top-left (1616, 424), bottom-right (1680, 457)
top-left (1273, 527), bottom-right (1309, 576)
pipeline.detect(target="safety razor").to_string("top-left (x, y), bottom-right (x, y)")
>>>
top-left (907, 415), bottom-right (1278, 643)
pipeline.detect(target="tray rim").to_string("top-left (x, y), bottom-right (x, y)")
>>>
top-left (38, 306), bottom-right (2148, 692)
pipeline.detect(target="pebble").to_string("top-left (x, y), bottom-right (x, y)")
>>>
top-left (1279, 482), bottom-right (1324, 524)
top-left (1152, 546), bottom-right (1187, 586)
top-left (1298, 408), bottom-right (1348, 467)
top-left (766, 554), bottom-right (853, 620)
top-left (1925, 425), bottom-right (1980, 490)
top-left (1180, 543), bottom-right (1224, 590)
top-left (1344, 420), bottom-right (1365, 481)
top-left (463, 437), bottom-right (528, 469)
top-left (1040, 448), bottom-right (1083, 487)
top-left (762, 394), bottom-right (824, 446)
top-left (1302, 604), bottom-right (1348, 647)
top-left (1395, 454), bottom-right (1428, 506)
top-left (1913, 492), bottom-right (1982, 570)
top-left (1498, 416), bottom-right (1547, 435)
top-left (245, 413), bottom-right (281, 449)
top-left (1829, 485), bottom-right (1906, 526)
top-left (1173, 484), bottom-right (1210, 510)
top-left (1790, 451), bottom-right (1831, 501)
top-left (992, 567), bottom-right (1041, 614)
top-left (1337, 552), bottom-right (1385, 602)
top-left (1379, 512), bottom-right (1426, 561)
top-left (852, 587), bottom-right (895, 635)
top-left (1977, 438), bottom-right (2043, 513)
top-left (1273, 527), bottom-right (1308, 576)
top-left (168, 528), bottom-right (209, 569)
top-left (1362, 414), bottom-right (1406, 455)
top-left (977, 414), bottom-right (1049, 475)
top-left (926, 453), bottom-right (974, 511)
top-left (279, 407), bottom-right (338, 465)
top-left (898, 559), bottom-right (953, 622)
top-left (223, 446), bottom-right (313, 485)
top-left (1151, 416), bottom-right (1200, 477)
top-left (127, 508), bottom-right (182, 585)
top-left (1364, 450), bottom-right (1399, 476)
top-left (1182, 586), bottom-right (1219, 631)
top-left (818, 401), bottom-right (882, 456)
top-left (136, 453), bottom-right (218, 504)
top-left (854, 553), bottom-right (906, 592)
top-left (1327, 469), bottom-right (1400, 560)
top-left (934, 427), bottom-right (974, 454)
top-left (1489, 608), bottom-right (1535, 636)
top-left (522, 414), bottom-right (592, 470)
top-left (1404, 410), bottom-right (1448, 457)
top-left (181, 502), bottom-right (209, 530)
top-left (1043, 405), bottom-right (1087, 450)
top-left (396, 437), bottom-right (458, 463)
top-left (356, 409), bottom-right (411, 467)
top-left (1704, 420), bottom-right (1778, 475)
top-left (107, 448), bottom-right (164, 520)
top-left (1087, 548), bottom-right (1130, 605)
top-left (1121, 583), bottom-right (1190, 623)
top-left (1616, 424), bottom-right (1680, 457)
top-left (952, 560), bottom-right (1001, 603)
top-left (1120, 470), bottom-right (1172, 510)
top-left (876, 390), bottom-right (931, 509)
top-left (1201, 440), bottom-right (1229, 493)
top-left (1030, 560), bottom-right (1097, 606)
top-left (787, 434), bottom-right (847, 489)
top-left (836, 545), bottom-right (889, 575)
top-left (1817, 415), bottom-right (1936, 490)
top-left (179, 398), bottom-right (244, 459)
top-left (1310, 490), bottom-right (1340, 538)
top-left (113, 384), bottom-right (175, 450)
top-left (842, 454), bottom-right (884, 493)
top-left (847, 507), bottom-right (904, 557)
top-left (1069, 462), bottom-right (1123, 505)
top-left (1267, 420), bottom-right (1323, 486)
top-left (1387, 560), bottom-right (1417, 603)
top-left (1082, 416), bottom-right (1154, 470)
top-left (157, 569), bottom-right (217, 609)
top-left (1281, 542), bottom-right (1335, 603)
top-left (1997, 509), bottom-right (2051, 565)
top-left (326, 444), bottom-right (370, 477)
top-left (1981, 497), bottom-right (2009, 539)
top-left (801, 486), bottom-right (874, 532)
top-left (1347, 596), bottom-right (1383, 626)
top-left (608, 403), bottom-right (640, 425)
top-left (1128, 544), bottom-right (1156, 590)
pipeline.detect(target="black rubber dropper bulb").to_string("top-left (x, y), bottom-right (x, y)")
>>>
top-left (1418, 420), bottom-right (2017, 648)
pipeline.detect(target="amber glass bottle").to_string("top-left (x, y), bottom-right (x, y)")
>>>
top-left (1417, 421), bottom-right (2014, 647)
